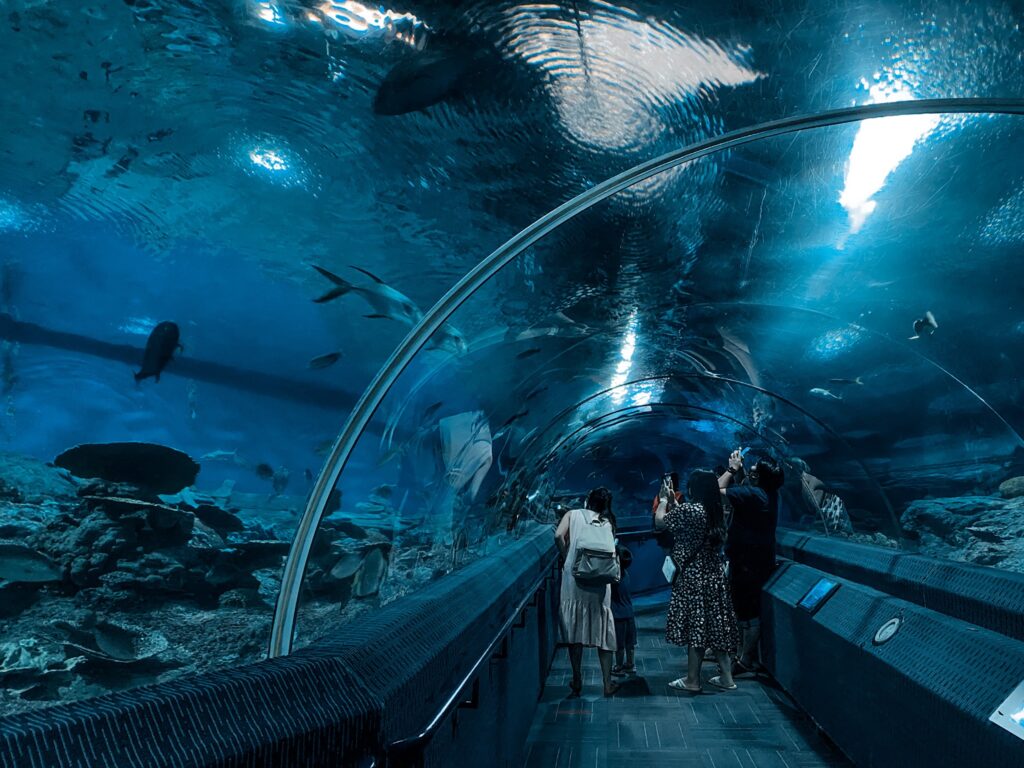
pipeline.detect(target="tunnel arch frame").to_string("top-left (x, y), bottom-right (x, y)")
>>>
top-left (271, 97), bottom-right (1024, 657)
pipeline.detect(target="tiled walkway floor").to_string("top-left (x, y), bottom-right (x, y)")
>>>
top-left (524, 609), bottom-right (850, 768)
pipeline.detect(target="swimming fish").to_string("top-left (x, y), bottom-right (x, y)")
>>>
top-left (525, 385), bottom-right (549, 401)
top-left (809, 388), bottom-right (843, 402)
top-left (308, 351), bottom-right (342, 369)
top-left (304, 468), bottom-right (313, 483)
top-left (909, 311), bottom-right (938, 340)
top-left (271, 466), bottom-right (290, 497)
top-left (134, 321), bottom-right (182, 383)
top-left (516, 348), bottom-right (542, 360)
top-left (202, 449), bottom-right (247, 466)
top-left (499, 410), bottom-right (529, 430)
top-left (255, 463), bottom-right (274, 480)
top-left (373, 46), bottom-right (479, 116)
top-left (370, 483), bottom-right (393, 499)
top-left (828, 377), bottom-right (864, 386)
top-left (352, 547), bottom-right (388, 598)
top-left (312, 265), bottom-right (465, 352)
top-left (423, 401), bottom-right (444, 420)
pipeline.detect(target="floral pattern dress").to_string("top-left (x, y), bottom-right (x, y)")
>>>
top-left (664, 499), bottom-right (739, 652)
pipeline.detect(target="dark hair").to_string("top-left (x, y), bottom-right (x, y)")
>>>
top-left (687, 469), bottom-right (726, 547)
top-left (751, 457), bottom-right (785, 492)
top-left (586, 486), bottom-right (614, 527)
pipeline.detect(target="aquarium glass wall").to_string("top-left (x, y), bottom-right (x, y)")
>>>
top-left (3, 0), bottom-right (1024, 717)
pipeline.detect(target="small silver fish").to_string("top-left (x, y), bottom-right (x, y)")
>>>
top-left (809, 388), bottom-right (843, 402)
top-left (828, 377), bottom-right (864, 386)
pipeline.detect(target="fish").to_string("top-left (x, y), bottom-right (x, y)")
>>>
top-left (828, 377), bottom-right (864, 386)
top-left (330, 553), bottom-right (363, 580)
top-left (304, 468), bottom-right (314, 483)
top-left (312, 265), bottom-right (465, 353)
top-left (315, 438), bottom-right (334, 456)
top-left (371, 483), bottom-right (394, 499)
top-left (373, 42), bottom-right (486, 115)
top-left (809, 388), bottom-right (843, 402)
top-left (353, 548), bottom-right (388, 598)
top-left (308, 351), bottom-right (342, 369)
top-left (134, 321), bottom-right (182, 383)
top-left (516, 348), bottom-right (542, 360)
top-left (271, 466), bottom-right (290, 496)
top-left (525, 385), bottom-right (549, 401)
top-left (499, 410), bottom-right (529, 430)
top-left (203, 449), bottom-right (239, 462)
top-left (255, 463), bottom-right (274, 480)
top-left (422, 401), bottom-right (444, 420)
top-left (0, 543), bottom-right (61, 583)
top-left (312, 264), bottom-right (420, 322)
top-left (909, 311), bottom-right (938, 340)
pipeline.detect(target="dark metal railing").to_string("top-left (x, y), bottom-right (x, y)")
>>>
top-left (382, 553), bottom-right (558, 767)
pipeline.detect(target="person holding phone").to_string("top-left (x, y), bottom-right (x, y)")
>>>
top-left (655, 469), bottom-right (738, 692)
top-left (719, 449), bottom-right (785, 674)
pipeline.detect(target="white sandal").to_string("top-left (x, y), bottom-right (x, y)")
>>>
top-left (668, 677), bottom-right (702, 692)
top-left (707, 675), bottom-right (737, 690)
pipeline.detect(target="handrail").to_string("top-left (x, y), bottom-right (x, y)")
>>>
top-left (271, 97), bottom-right (1024, 657)
top-left (383, 550), bottom-right (558, 766)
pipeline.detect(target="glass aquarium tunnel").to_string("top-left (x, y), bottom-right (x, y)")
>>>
top-left (3, 0), bottom-right (1024, 727)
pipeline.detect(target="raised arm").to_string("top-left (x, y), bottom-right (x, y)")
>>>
top-left (719, 449), bottom-right (744, 495)
top-left (655, 495), bottom-right (673, 528)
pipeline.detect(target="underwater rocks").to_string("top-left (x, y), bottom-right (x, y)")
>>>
top-left (0, 451), bottom-right (77, 504)
top-left (0, 542), bottom-right (61, 583)
top-left (54, 442), bottom-right (200, 495)
top-left (998, 476), bottom-right (1024, 499)
top-left (901, 494), bottom-right (1024, 572)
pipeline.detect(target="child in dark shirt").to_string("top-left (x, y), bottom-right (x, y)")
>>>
top-left (611, 545), bottom-right (637, 676)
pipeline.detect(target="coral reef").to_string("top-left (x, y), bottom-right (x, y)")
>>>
top-left (0, 445), bottom-right (422, 718)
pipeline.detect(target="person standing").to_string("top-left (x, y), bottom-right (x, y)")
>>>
top-left (611, 545), bottom-right (637, 677)
top-left (555, 487), bottom-right (618, 697)
top-left (655, 469), bottom-right (738, 691)
top-left (718, 450), bottom-right (785, 673)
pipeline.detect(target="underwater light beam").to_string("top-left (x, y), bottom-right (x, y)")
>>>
top-left (839, 83), bottom-right (939, 237)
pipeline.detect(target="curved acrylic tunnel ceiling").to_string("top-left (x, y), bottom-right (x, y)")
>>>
top-left (8, 0), bottom-right (1024, 715)
top-left (271, 99), bottom-right (1024, 655)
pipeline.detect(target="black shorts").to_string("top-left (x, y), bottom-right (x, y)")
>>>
top-left (729, 562), bottom-right (776, 622)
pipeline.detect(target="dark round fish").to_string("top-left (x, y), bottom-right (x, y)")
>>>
top-left (134, 321), bottom-right (181, 383)
top-left (255, 463), bottom-right (274, 480)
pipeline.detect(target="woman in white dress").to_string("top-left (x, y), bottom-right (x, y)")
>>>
top-left (555, 487), bottom-right (618, 697)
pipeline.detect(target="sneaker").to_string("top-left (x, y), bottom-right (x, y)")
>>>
top-left (611, 664), bottom-right (636, 677)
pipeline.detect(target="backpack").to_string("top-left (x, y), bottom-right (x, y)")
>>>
top-left (571, 511), bottom-right (620, 587)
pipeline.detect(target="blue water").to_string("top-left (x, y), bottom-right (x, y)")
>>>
top-left (2, 0), bottom-right (1024, 718)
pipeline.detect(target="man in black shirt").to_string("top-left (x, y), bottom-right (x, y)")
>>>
top-left (719, 449), bottom-right (784, 672)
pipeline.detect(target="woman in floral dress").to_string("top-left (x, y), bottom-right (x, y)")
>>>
top-left (655, 469), bottom-right (738, 691)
